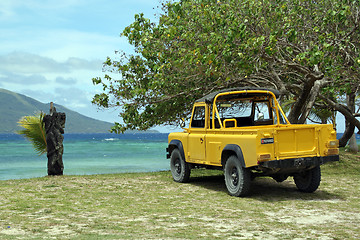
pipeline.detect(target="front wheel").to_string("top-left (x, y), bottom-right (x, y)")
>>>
top-left (294, 166), bottom-right (321, 193)
top-left (224, 155), bottom-right (251, 197)
top-left (170, 148), bottom-right (190, 183)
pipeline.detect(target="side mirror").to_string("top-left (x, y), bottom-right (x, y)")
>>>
top-left (180, 118), bottom-right (186, 128)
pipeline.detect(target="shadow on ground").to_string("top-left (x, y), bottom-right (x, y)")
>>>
top-left (188, 174), bottom-right (344, 201)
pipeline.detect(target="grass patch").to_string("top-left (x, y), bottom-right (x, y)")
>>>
top-left (0, 150), bottom-right (359, 239)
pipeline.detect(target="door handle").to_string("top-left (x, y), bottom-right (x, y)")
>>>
top-left (200, 138), bottom-right (204, 143)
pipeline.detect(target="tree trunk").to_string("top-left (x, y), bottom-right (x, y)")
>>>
top-left (287, 80), bottom-right (314, 123)
top-left (320, 95), bottom-right (360, 137)
top-left (298, 79), bottom-right (325, 124)
top-left (337, 87), bottom-right (358, 149)
top-left (43, 103), bottom-right (66, 176)
top-left (349, 133), bottom-right (358, 153)
top-left (346, 89), bottom-right (357, 152)
top-left (340, 121), bottom-right (355, 147)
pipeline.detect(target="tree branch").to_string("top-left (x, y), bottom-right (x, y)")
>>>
top-left (319, 94), bottom-right (360, 134)
top-left (298, 79), bottom-right (330, 123)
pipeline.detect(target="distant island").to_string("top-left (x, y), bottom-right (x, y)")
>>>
top-left (0, 88), bottom-right (158, 134)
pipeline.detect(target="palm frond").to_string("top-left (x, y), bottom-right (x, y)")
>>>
top-left (308, 107), bottom-right (332, 124)
top-left (17, 112), bottom-right (47, 155)
top-left (279, 98), bottom-right (295, 115)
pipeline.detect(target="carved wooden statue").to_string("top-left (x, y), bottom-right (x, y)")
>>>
top-left (43, 103), bottom-right (66, 175)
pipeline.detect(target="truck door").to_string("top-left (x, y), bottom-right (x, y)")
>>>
top-left (187, 105), bottom-right (206, 163)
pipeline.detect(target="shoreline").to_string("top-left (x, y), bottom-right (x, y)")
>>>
top-left (0, 169), bottom-right (171, 182)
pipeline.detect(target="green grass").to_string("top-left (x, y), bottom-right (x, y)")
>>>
top-left (0, 151), bottom-right (359, 239)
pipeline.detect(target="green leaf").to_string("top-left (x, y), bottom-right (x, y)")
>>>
top-left (17, 113), bottom-right (47, 155)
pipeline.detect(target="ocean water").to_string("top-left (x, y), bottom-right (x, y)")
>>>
top-left (1, 132), bottom-right (357, 181)
top-left (0, 133), bottom-right (169, 181)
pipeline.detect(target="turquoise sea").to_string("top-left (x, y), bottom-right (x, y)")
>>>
top-left (0, 133), bottom-right (169, 180)
top-left (0, 132), bottom-right (356, 181)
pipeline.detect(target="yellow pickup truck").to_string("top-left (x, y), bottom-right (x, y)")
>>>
top-left (166, 88), bottom-right (339, 197)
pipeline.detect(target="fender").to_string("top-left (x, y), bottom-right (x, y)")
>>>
top-left (167, 139), bottom-right (185, 160)
top-left (221, 144), bottom-right (246, 168)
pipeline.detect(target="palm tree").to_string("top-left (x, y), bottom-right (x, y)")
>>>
top-left (308, 106), bottom-right (333, 124)
top-left (17, 112), bottom-right (47, 155)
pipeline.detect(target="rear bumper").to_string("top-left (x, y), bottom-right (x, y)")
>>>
top-left (259, 155), bottom-right (339, 169)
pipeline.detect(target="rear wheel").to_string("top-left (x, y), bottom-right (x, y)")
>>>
top-left (170, 148), bottom-right (190, 183)
top-left (294, 166), bottom-right (321, 193)
top-left (224, 155), bottom-right (251, 197)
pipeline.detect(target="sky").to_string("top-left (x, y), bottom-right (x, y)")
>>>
top-left (0, 0), bottom-right (177, 132)
top-left (0, 0), bottom-right (346, 133)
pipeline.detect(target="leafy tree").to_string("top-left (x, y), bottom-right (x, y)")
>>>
top-left (17, 112), bottom-right (47, 155)
top-left (93, 0), bottom-right (360, 133)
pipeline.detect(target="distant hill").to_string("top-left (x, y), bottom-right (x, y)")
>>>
top-left (0, 88), bottom-right (115, 133)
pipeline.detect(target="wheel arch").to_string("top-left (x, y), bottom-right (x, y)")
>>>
top-left (168, 139), bottom-right (185, 160)
top-left (221, 144), bottom-right (246, 168)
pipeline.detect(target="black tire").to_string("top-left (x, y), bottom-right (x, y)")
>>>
top-left (294, 166), bottom-right (321, 193)
top-left (170, 148), bottom-right (190, 183)
top-left (224, 155), bottom-right (251, 197)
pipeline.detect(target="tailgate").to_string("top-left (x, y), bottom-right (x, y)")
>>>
top-left (275, 126), bottom-right (318, 158)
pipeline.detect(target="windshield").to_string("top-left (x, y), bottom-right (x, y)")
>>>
top-left (212, 93), bottom-right (281, 128)
top-left (216, 100), bottom-right (252, 119)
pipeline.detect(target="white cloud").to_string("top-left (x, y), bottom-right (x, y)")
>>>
top-left (0, 71), bottom-right (47, 85)
top-left (20, 86), bottom-right (121, 124)
top-left (39, 30), bottom-right (129, 61)
top-left (0, 50), bottom-right (114, 122)
top-left (53, 87), bottom-right (92, 108)
top-left (55, 76), bottom-right (77, 85)
top-left (0, 7), bottom-right (13, 21)
top-left (21, 86), bottom-right (96, 112)
top-left (65, 58), bottom-right (102, 70)
top-left (0, 0), bottom-right (160, 125)
top-left (0, 52), bottom-right (104, 74)
top-left (0, 28), bottom-right (127, 62)
top-left (0, 52), bottom-right (68, 74)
